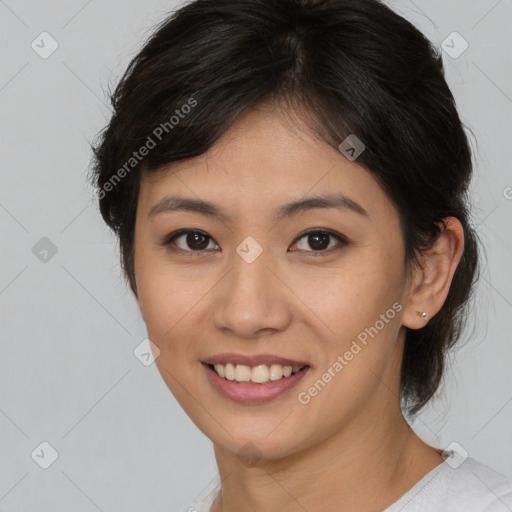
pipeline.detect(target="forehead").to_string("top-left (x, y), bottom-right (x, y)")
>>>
top-left (138, 106), bottom-right (397, 224)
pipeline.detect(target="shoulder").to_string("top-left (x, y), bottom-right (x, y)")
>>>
top-left (386, 456), bottom-right (512, 511)
top-left (444, 457), bottom-right (512, 510)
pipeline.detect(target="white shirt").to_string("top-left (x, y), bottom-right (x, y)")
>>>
top-left (182, 455), bottom-right (512, 511)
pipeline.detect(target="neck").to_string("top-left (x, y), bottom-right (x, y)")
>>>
top-left (210, 399), bottom-right (443, 512)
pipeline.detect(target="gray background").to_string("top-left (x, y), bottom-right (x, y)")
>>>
top-left (1, 0), bottom-right (511, 510)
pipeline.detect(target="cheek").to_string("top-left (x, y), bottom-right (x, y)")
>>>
top-left (138, 276), bottom-right (198, 341)
top-left (296, 253), bottom-right (404, 401)
top-left (134, 246), bottom-right (183, 341)
top-left (134, 250), bottom-right (214, 360)
top-left (293, 251), bottom-right (401, 331)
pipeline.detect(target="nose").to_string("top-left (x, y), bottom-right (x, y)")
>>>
top-left (211, 247), bottom-right (293, 339)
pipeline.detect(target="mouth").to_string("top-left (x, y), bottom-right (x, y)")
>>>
top-left (201, 353), bottom-right (312, 404)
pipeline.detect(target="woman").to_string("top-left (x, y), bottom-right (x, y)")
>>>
top-left (89, 0), bottom-right (512, 510)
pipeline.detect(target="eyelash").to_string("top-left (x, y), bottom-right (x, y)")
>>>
top-left (161, 229), bottom-right (348, 257)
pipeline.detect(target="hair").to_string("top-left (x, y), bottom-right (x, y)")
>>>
top-left (89, 0), bottom-right (481, 417)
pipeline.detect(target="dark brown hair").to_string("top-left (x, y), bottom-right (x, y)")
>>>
top-left (89, 0), bottom-right (481, 417)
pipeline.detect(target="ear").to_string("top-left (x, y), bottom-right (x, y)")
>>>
top-left (402, 217), bottom-right (465, 330)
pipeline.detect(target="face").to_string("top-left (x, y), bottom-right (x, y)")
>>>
top-left (134, 105), bottom-right (412, 461)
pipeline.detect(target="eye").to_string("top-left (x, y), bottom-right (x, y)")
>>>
top-left (162, 229), bottom-right (219, 255)
top-left (161, 228), bottom-right (347, 257)
top-left (290, 229), bottom-right (347, 255)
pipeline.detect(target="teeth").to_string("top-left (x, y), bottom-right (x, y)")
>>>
top-left (210, 363), bottom-right (305, 383)
top-left (252, 364), bottom-right (269, 383)
top-left (225, 363), bottom-right (236, 380)
top-left (214, 364), bottom-right (225, 378)
top-left (235, 365), bottom-right (251, 382)
top-left (269, 364), bottom-right (283, 381)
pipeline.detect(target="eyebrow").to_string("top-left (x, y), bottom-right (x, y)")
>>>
top-left (148, 193), bottom-right (369, 221)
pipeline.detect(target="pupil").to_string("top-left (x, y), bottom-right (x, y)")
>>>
top-left (309, 232), bottom-right (329, 250)
top-left (188, 231), bottom-right (209, 250)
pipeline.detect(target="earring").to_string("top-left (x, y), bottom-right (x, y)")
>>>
top-left (418, 311), bottom-right (429, 324)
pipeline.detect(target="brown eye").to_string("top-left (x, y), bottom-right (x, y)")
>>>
top-left (162, 228), bottom-right (346, 257)
top-left (163, 229), bottom-right (219, 253)
top-left (291, 230), bottom-right (347, 254)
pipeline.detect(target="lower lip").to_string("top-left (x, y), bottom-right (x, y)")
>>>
top-left (202, 363), bottom-right (311, 404)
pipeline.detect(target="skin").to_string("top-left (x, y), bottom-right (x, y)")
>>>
top-left (133, 103), bottom-right (464, 512)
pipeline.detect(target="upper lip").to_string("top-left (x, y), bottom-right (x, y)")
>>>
top-left (202, 353), bottom-right (311, 368)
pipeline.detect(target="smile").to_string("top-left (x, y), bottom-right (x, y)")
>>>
top-left (201, 353), bottom-right (312, 404)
